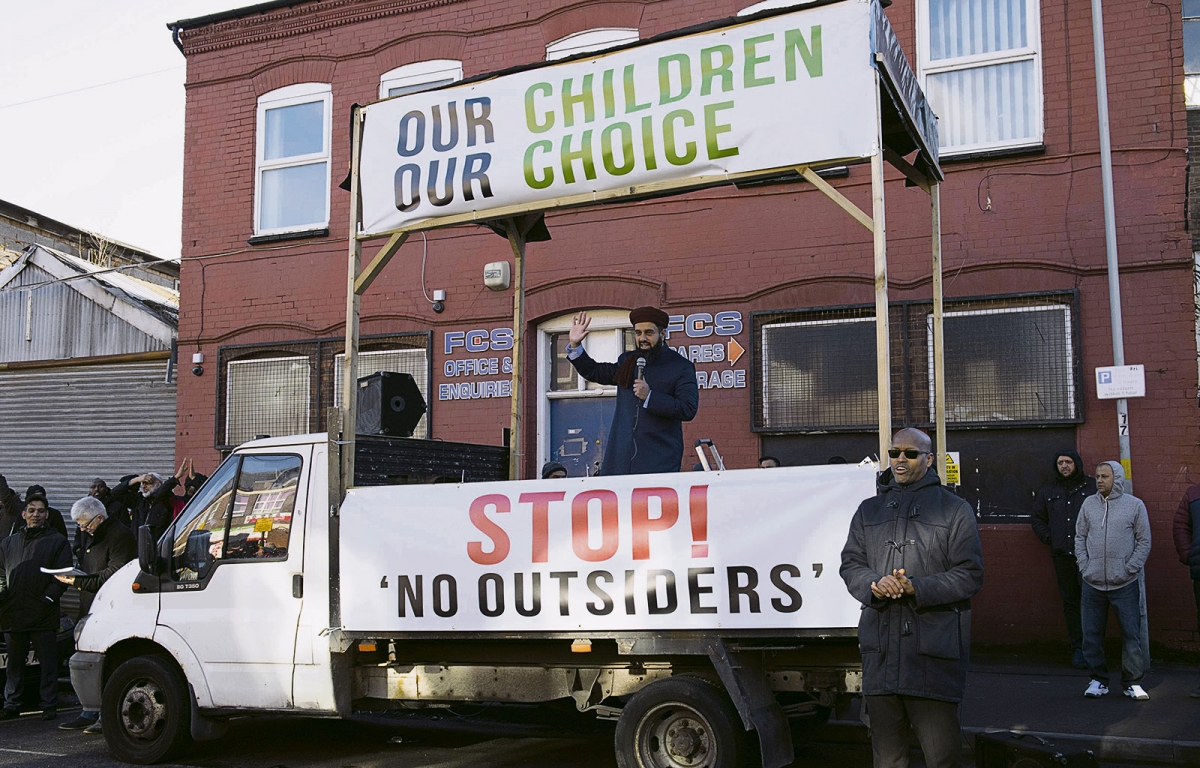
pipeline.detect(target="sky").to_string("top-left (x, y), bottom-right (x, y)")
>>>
top-left (0, 1), bottom-right (246, 261)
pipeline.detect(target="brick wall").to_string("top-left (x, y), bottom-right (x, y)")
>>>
top-left (173, 0), bottom-right (1198, 648)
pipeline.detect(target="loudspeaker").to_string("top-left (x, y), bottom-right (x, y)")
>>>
top-left (975, 732), bottom-right (1098, 768)
top-left (356, 372), bottom-right (427, 437)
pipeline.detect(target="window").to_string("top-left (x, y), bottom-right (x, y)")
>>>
top-left (224, 455), bottom-right (301, 561)
top-left (216, 333), bottom-right (431, 449)
top-left (255, 83), bottom-right (332, 235)
top-left (753, 294), bottom-right (1079, 431)
top-left (172, 456), bottom-right (238, 581)
top-left (917, 0), bottom-right (1043, 155)
top-left (760, 317), bottom-right (878, 429)
top-left (930, 304), bottom-right (1075, 422)
top-left (1187, 0), bottom-right (1200, 107)
top-left (170, 454), bottom-right (300, 580)
top-left (334, 348), bottom-right (430, 438)
top-left (546, 28), bottom-right (639, 61)
top-left (379, 60), bottom-right (463, 99)
top-left (225, 356), bottom-right (311, 446)
top-left (547, 327), bottom-right (635, 392)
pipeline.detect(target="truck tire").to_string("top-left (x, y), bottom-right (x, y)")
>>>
top-left (101, 655), bottom-right (194, 765)
top-left (614, 677), bottom-right (746, 768)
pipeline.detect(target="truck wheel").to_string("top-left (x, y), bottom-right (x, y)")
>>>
top-left (101, 655), bottom-right (194, 765)
top-left (614, 677), bottom-right (746, 768)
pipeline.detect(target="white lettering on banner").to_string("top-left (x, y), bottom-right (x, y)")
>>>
top-left (358, 3), bottom-right (876, 235)
top-left (339, 466), bottom-right (874, 631)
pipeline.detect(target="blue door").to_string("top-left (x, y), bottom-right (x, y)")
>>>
top-left (547, 398), bottom-right (616, 477)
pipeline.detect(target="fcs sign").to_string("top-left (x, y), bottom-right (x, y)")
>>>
top-left (667, 310), bottom-right (747, 390)
top-left (440, 327), bottom-right (514, 401)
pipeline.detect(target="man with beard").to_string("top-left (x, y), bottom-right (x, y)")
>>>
top-left (0, 494), bottom-right (71, 720)
top-left (110, 472), bottom-right (174, 544)
top-left (1031, 449), bottom-right (1095, 669)
top-left (565, 307), bottom-right (698, 475)
top-left (840, 428), bottom-right (984, 768)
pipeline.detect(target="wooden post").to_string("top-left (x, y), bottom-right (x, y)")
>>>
top-left (871, 73), bottom-right (892, 462)
top-left (503, 219), bottom-right (528, 480)
top-left (931, 183), bottom-right (947, 475)
top-left (340, 107), bottom-right (364, 494)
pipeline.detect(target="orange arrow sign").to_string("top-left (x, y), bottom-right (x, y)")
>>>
top-left (728, 337), bottom-right (745, 366)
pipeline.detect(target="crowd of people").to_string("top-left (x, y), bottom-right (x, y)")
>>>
top-left (0, 459), bottom-right (206, 730)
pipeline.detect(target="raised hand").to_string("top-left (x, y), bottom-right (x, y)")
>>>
top-left (568, 311), bottom-right (592, 346)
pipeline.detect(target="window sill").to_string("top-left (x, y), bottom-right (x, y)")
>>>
top-left (248, 228), bottom-right (329, 246)
top-left (939, 143), bottom-right (1045, 165)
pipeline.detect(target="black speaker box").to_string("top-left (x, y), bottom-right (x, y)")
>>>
top-left (356, 371), bottom-right (426, 437)
top-left (975, 732), bottom-right (1098, 768)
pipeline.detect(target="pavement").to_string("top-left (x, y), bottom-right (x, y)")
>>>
top-left (820, 648), bottom-right (1200, 766)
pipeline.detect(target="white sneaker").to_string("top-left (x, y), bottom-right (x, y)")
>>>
top-left (1124, 684), bottom-right (1149, 700)
top-left (1084, 680), bottom-right (1109, 698)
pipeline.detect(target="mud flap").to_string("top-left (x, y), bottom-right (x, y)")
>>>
top-left (706, 639), bottom-right (794, 768)
top-left (189, 685), bottom-right (228, 742)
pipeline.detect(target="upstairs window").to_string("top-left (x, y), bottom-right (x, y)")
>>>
top-left (1187, 1), bottom-right (1200, 107)
top-left (255, 83), bottom-right (332, 235)
top-left (917, 0), bottom-right (1043, 155)
top-left (545, 28), bottom-right (639, 61)
top-left (379, 60), bottom-right (463, 99)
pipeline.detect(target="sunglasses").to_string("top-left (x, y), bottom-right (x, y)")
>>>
top-left (888, 449), bottom-right (930, 459)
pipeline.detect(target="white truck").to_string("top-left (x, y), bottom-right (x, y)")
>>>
top-left (71, 431), bottom-right (873, 767)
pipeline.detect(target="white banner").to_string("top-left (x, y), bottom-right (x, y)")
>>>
top-left (339, 465), bottom-right (875, 633)
top-left (358, 2), bottom-right (877, 235)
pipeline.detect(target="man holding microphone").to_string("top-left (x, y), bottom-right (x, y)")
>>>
top-left (566, 307), bottom-right (699, 475)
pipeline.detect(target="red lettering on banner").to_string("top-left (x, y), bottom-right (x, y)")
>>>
top-left (631, 488), bottom-right (679, 560)
top-left (467, 494), bottom-right (511, 565)
top-left (689, 486), bottom-right (709, 557)
top-left (571, 490), bottom-right (620, 561)
top-left (519, 491), bottom-right (566, 563)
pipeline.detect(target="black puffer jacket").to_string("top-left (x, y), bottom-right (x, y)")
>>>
top-left (840, 469), bottom-right (984, 702)
top-left (1030, 449), bottom-right (1095, 554)
top-left (75, 517), bottom-right (137, 616)
top-left (0, 525), bottom-right (72, 632)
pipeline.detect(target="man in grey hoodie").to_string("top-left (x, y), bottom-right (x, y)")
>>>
top-left (1075, 461), bottom-right (1151, 700)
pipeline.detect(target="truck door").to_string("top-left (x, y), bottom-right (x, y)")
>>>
top-left (156, 449), bottom-right (309, 709)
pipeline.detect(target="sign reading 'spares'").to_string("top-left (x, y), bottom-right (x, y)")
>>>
top-left (357, 2), bottom-right (876, 235)
top-left (339, 465), bottom-right (875, 632)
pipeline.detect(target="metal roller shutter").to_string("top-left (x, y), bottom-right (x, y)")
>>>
top-left (0, 360), bottom-right (176, 528)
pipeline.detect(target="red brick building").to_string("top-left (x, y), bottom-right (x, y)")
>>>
top-left (170, 0), bottom-right (1197, 650)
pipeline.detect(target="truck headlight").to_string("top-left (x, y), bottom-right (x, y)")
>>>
top-left (73, 613), bottom-right (89, 644)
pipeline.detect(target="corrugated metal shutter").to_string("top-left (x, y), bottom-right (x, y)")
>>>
top-left (0, 360), bottom-right (176, 531)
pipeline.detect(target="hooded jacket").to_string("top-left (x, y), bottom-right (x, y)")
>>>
top-left (569, 343), bottom-right (699, 475)
top-left (1075, 461), bottom-right (1151, 591)
top-left (0, 524), bottom-right (72, 632)
top-left (1172, 481), bottom-right (1200, 579)
top-left (1031, 449), bottom-right (1096, 554)
top-left (840, 468), bottom-right (984, 702)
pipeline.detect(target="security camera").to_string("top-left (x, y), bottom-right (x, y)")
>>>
top-left (432, 300), bottom-right (445, 313)
top-left (192, 365), bottom-right (204, 376)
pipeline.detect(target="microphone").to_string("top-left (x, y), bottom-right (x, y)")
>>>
top-left (636, 357), bottom-right (646, 381)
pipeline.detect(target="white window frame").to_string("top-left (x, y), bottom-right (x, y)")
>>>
top-left (379, 59), bottom-right (464, 99)
top-left (536, 310), bottom-right (632, 470)
top-left (915, 0), bottom-right (1044, 155)
top-left (1185, 1), bottom-right (1200, 107)
top-left (254, 82), bottom-right (332, 237)
top-left (545, 28), bottom-right (639, 61)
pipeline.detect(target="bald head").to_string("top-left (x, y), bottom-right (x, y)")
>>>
top-left (888, 428), bottom-right (934, 485)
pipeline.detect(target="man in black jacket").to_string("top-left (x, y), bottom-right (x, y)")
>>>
top-left (57, 497), bottom-right (137, 733)
top-left (110, 472), bottom-right (174, 544)
top-left (0, 494), bottom-right (72, 720)
top-left (0, 475), bottom-right (20, 539)
top-left (565, 307), bottom-right (699, 475)
top-left (841, 428), bottom-right (984, 768)
top-left (1031, 449), bottom-right (1095, 669)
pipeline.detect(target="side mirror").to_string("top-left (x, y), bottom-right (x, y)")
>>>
top-left (137, 525), bottom-right (159, 575)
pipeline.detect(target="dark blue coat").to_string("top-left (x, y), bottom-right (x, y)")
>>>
top-left (570, 346), bottom-right (698, 475)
